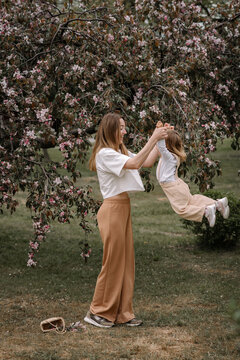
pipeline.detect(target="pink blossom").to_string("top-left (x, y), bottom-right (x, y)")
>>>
top-left (140, 110), bottom-right (146, 119)
top-left (97, 83), bottom-right (103, 91)
top-left (186, 39), bottom-right (193, 46)
top-left (179, 79), bottom-right (187, 86)
top-left (180, 1), bottom-right (186, 8)
top-left (72, 64), bottom-right (84, 73)
top-left (54, 177), bottom-right (62, 185)
top-left (27, 258), bottom-right (37, 267)
top-left (76, 138), bottom-right (83, 145)
top-left (26, 130), bottom-right (36, 139)
top-left (29, 241), bottom-right (39, 250)
top-left (216, 84), bottom-right (229, 96)
top-left (36, 108), bottom-right (49, 123)
top-left (23, 138), bottom-right (30, 146)
top-left (107, 34), bottom-right (114, 43)
top-left (43, 225), bottom-right (50, 232)
top-left (13, 70), bottom-right (24, 79)
top-left (178, 91), bottom-right (187, 99)
top-left (150, 105), bottom-right (160, 114)
top-left (136, 88), bottom-right (143, 99)
top-left (93, 95), bottom-right (99, 104)
top-left (138, 40), bottom-right (146, 47)
top-left (81, 249), bottom-right (92, 258)
top-left (205, 158), bottom-right (213, 166)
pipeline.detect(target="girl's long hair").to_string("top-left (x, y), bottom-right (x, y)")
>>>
top-left (89, 113), bottom-right (128, 171)
top-left (165, 130), bottom-right (186, 163)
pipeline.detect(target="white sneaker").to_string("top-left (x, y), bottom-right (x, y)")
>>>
top-left (84, 311), bottom-right (114, 328)
top-left (216, 197), bottom-right (230, 219)
top-left (205, 204), bottom-right (216, 227)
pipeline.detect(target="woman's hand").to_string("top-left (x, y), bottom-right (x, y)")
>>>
top-left (152, 126), bottom-right (168, 141)
top-left (156, 121), bottom-right (163, 128)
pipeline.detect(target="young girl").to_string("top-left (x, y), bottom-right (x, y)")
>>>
top-left (155, 122), bottom-right (230, 227)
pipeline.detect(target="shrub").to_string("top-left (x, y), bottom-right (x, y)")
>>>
top-left (181, 190), bottom-right (240, 249)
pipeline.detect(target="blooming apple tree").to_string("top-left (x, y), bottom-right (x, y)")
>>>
top-left (1, 0), bottom-right (239, 265)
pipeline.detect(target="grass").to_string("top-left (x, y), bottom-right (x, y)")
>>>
top-left (0, 139), bottom-right (240, 360)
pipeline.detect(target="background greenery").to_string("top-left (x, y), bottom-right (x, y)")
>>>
top-left (0, 139), bottom-right (239, 360)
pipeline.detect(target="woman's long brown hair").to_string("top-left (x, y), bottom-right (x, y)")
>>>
top-left (89, 113), bottom-right (128, 171)
top-left (165, 130), bottom-right (186, 163)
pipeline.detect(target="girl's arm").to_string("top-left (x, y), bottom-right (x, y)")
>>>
top-left (123, 127), bottom-right (167, 170)
top-left (157, 139), bottom-right (174, 161)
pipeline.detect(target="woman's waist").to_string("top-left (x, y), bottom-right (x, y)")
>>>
top-left (103, 192), bottom-right (130, 202)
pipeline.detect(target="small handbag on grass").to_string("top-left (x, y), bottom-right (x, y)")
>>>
top-left (40, 317), bottom-right (66, 334)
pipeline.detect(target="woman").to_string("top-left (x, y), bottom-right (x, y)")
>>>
top-left (84, 112), bottom-right (167, 328)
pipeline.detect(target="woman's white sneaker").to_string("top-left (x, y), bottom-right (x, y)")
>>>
top-left (84, 311), bottom-right (114, 328)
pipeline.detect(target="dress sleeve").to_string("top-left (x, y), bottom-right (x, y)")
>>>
top-left (96, 148), bottom-right (130, 177)
top-left (157, 139), bottom-right (175, 161)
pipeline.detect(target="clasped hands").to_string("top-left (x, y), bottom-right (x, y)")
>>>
top-left (152, 120), bottom-right (174, 143)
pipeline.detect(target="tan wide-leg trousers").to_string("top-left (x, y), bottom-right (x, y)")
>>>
top-left (90, 193), bottom-right (135, 324)
top-left (161, 178), bottom-right (216, 222)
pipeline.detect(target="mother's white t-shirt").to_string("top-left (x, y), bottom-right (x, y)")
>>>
top-left (96, 148), bottom-right (145, 199)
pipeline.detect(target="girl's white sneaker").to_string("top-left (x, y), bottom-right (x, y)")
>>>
top-left (205, 204), bottom-right (216, 227)
top-left (216, 197), bottom-right (230, 219)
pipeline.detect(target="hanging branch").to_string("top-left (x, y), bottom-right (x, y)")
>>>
top-left (215, 12), bottom-right (240, 29)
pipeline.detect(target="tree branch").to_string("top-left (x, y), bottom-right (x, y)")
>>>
top-left (143, 84), bottom-right (188, 119)
top-left (66, 28), bottom-right (99, 43)
top-left (196, 2), bottom-right (211, 17)
top-left (215, 12), bottom-right (240, 29)
top-left (22, 156), bottom-right (53, 186)
top-left (50, 15), bottom-right (114, 47)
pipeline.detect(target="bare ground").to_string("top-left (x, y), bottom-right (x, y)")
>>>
top-left (1, 295), bottom-right (239, 360)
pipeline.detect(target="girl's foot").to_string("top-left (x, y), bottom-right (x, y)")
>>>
top-left (205, 204), bottom-right (216, 227)
top-left (216, 197), bottom-right (230, 219)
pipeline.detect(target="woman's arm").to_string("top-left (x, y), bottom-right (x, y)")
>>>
top-left (123, 127), bottom-right (167, 170)
top-left (141, 146), bottom-right (160, 168)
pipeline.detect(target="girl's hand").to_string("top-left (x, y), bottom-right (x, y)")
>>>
top-left (164, 122), bottom-right (174, 130)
